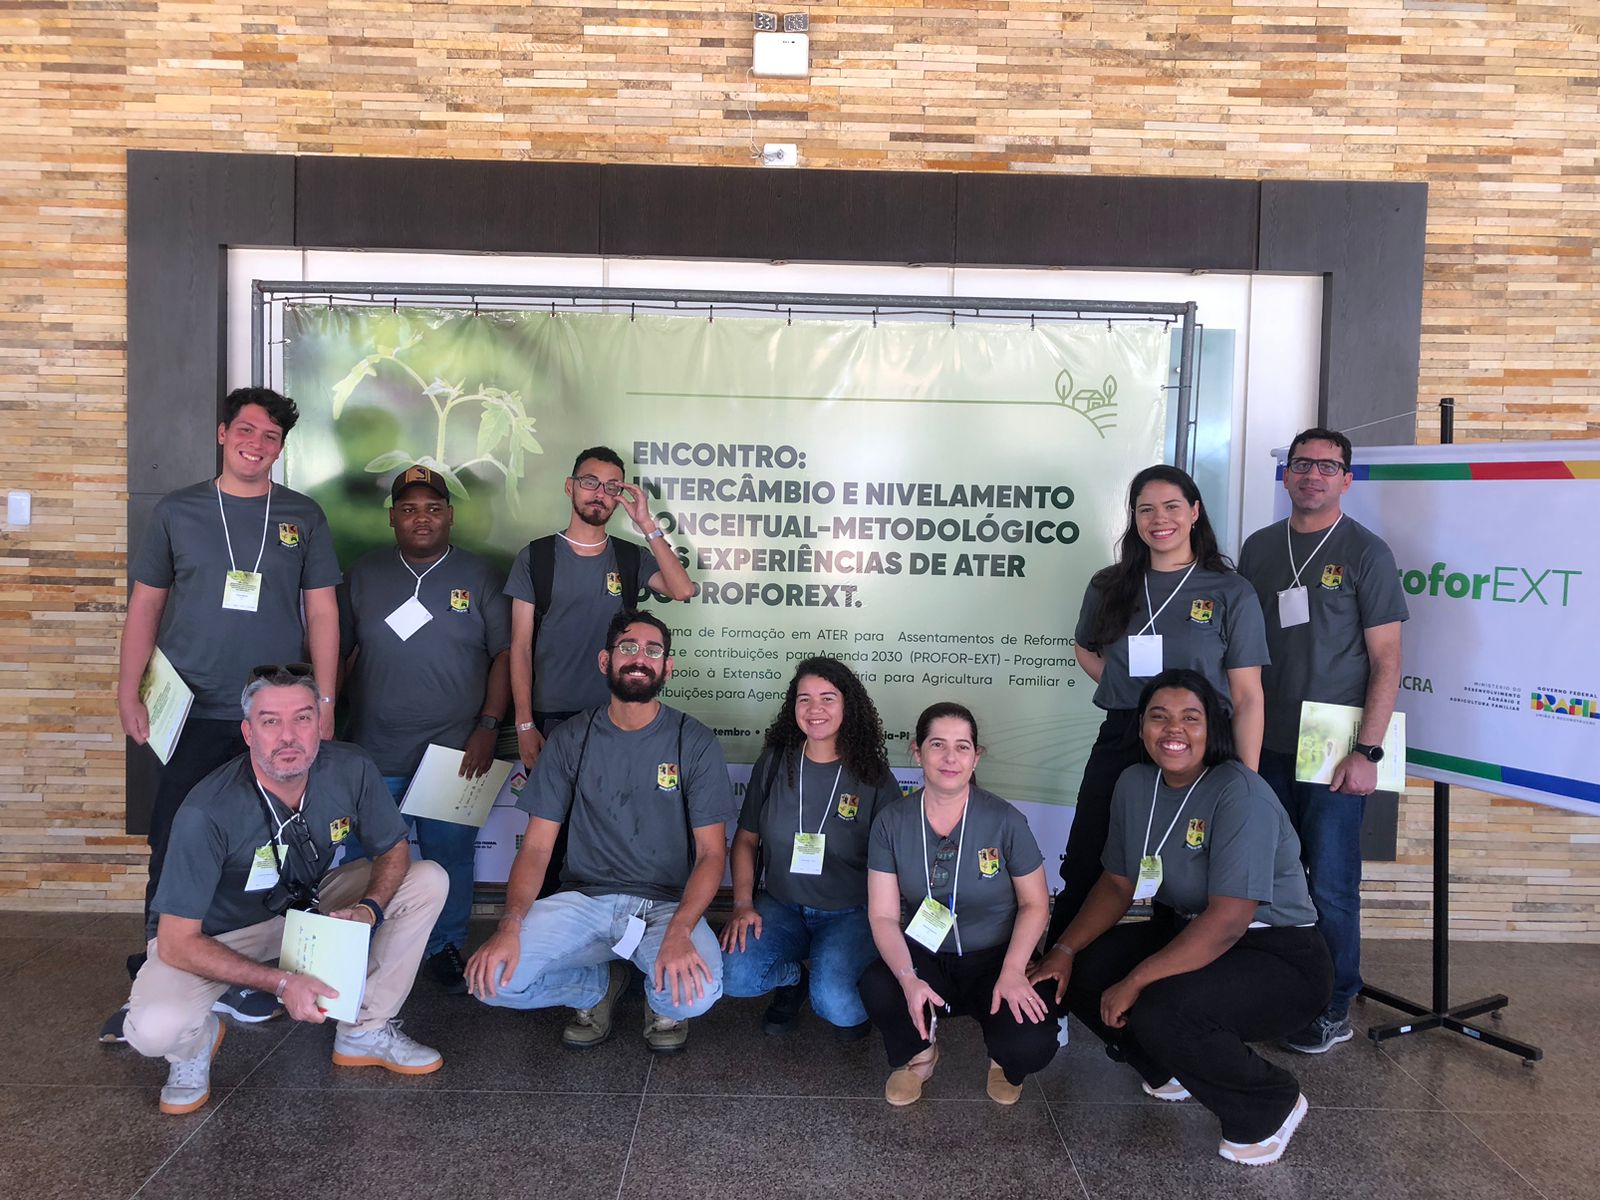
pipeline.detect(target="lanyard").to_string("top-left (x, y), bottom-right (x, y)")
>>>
top-left (1138, 561), bottom-right (1198, 635)
top-left (1141, 768), bottom-right (1211, 861)
top-left (798, 756), bottom-right (845, 837)
top-left (1286, 515), bottom-right (1343, 588)
top-left (398, 545), bottom-right (451, 598)
top-left (216, 481), bottom-right (272, 575)
top-left (920, 790), bottom-right (970, 944)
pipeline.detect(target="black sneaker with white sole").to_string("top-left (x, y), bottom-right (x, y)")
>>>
top-left (212, 986), bottom-right (284, 1024)
top-left (99, 1003), bottom-right (129, 1045)
top-left (1282, 1011), bottom-right (1354, 1054)
top-left (426, 945), bottom-right (469, 995)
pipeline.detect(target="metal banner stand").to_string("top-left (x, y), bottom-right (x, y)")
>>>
top-left (1361, 397), bottom-right (1544, 1066)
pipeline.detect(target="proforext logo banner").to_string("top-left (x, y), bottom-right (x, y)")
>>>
top-left (1395, 560), bottom-right (1582, 606)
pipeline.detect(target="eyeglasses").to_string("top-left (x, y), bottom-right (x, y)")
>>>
top-left (1287, 457), bottom-right (1348, 477)
top-left (572, 474), bottom-right (625, 497)
top-left (250, 662), bottom-right (314, 683)
top-left (275, 809), bottom-right (322, 871)
top-left (928, 837), bottom-right (957, 890)
top-left (612, 640), bottom-right (666, 659)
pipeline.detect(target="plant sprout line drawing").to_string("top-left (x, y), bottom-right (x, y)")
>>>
top-left (1055, 368), bottom-right (1119, 438)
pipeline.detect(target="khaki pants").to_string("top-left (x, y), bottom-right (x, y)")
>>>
top-left (126, 857), bottom-right (447, 1063)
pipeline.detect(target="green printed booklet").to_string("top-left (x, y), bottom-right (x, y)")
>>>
top-left (1295, 702), bottom-right (1406, 792)
top-left (138, 647), bottom-right (193, 765)
top-left (279, 909), bottom-right (369, 1024)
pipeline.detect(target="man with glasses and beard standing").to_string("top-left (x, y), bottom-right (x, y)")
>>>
top-left (1238, 427), bottom-right (1408, 1055)
top-left (467, 611), bottom-right (735, 1056)
top-left (124, 665), bottom-right (449, 1114)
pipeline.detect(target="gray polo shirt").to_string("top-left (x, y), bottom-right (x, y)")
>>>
top-left (520, 704), bottom-right (736, 902)
top-left (151, 741), bottom-right (410, 937)
top-left (339, 545), bottom-right (512, 777)
top-left (868, 786), bottom-right (1045, 954)
top-left (131, 481), bottom-right (343, 719)
top-left (739, 747), bottom-right (898, 912)
top-left (1103, 760), bottom-right (1319, 927)
top-left (506, 537), bottom-right (641, 713)
top-left (1238, 516), bottom-right (1410, 754)
top-left (1075, 566), bottom-right (1270, 712)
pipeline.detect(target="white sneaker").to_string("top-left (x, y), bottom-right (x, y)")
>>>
top-left (1142, 1077), bottom-right (1192, 1102)
top-left (1218, 1093), bottom-right (1309, 1166)
top-left (160, 1015), bottom-right (224, 1114)
top-left (331, 1019), bottom-right (442, 1075)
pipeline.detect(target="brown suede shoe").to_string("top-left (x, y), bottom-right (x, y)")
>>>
top-left (885, 1043), bottom-right (939, 1106)
top-left (986, 1059), bottom-right (1024, 1105)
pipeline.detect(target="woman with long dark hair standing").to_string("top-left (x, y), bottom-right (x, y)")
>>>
top-left (1046, 465), bottom-right (1269, 945)
top-left (720, 656), bottom-right (900, 1039)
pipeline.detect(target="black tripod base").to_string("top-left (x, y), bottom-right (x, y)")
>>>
top-left (1361, 984), bottom-right (1544, 1065)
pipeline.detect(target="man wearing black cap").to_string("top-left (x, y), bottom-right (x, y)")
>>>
top-left (337, 465), bottom-right (512, 993)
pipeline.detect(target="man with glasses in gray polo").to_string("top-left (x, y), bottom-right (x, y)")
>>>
top-left (505, 444), bottom-right (694, 769)
top-left (124, 664), bottom-right (448, 1114)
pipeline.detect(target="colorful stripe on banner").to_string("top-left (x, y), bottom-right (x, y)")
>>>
top-left (1410, 748), bottom-right (1600, 806)
top-left (1276, 461), bottom-right (1599, 482)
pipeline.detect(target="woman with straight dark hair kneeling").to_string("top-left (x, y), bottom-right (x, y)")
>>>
top-left (858, 702), bottom-right (1057, 1107)
top-left (1031, 669), bottom-right (1331, 1167)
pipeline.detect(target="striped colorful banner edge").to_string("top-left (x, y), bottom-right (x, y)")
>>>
top-left (1409, 748), bottom-right (1600, 805)
top-left (1275, 461), bottom-right (1597, 482)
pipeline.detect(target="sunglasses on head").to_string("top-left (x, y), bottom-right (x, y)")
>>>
top-left (250, 662), bottom-right (315, 685)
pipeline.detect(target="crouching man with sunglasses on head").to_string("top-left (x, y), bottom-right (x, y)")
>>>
top-left (124, 665), bottom-right (449, 1114)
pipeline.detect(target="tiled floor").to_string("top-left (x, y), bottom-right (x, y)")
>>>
top-left (3, 910), bottom-right (1592, 1200)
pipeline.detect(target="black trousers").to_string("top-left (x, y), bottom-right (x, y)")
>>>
top-left (858, 942), bottom-right (1061, 1086)
top-left (141, 717), bottom-right (249, 941)
top-left (1063, 920), bottom-right (1333, 1144)
top-left (1046, 708), bottom-right (1141, 946)
top-left (533, 709), bottom-right (579, 900)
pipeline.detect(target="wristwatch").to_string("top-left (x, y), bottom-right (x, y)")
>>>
top-left (1352, 741), bottom-right (1385, 763)
top-left (645, 528), bottom-right (666, 543)
top-left (478, 714), bottom-right (501, 731)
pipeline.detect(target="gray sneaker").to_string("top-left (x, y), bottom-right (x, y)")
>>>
top-left (159, 1014), bottom-right (224, 1114)
top-left (643, 1009), bottom-right (689, 1055)
top-left (331, 1019), bottom-right (442, 1075)
top-left (1282, 1011), bottom-right (1354, 1054)
top-left (563, 962), bottom-right (631, 1050)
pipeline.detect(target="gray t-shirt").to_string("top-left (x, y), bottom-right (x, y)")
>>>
top-left (739, 747), bottom-right (899, 912)
top-left (1238, 516), bottom-right (1410, 754)
top-left (868, 787), bottom-right (1045, 954)
top-left (1075, 566), bottom-right (1270, 712)
top-left (131, 481), bottom-right (343, 719)
top-left (520, 704), bottom-right (736, 902)
top-left (151, 741), bottom-right (410, 936)
top-left (506, 537), bottom-right (642, 713)
top-left (339, 545), bottom-right (513, 776)
top-left (1103, 760), bottom-right (1319, 927)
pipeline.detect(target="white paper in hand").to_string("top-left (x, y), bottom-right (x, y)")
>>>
top-left (279, 909), bottom-right (369, 1024)
top-left (400, 744), bottom-right (515, 828)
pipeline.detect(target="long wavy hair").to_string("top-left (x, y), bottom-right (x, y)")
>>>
top-left (762, 656), bottom-right (894, 788)
top-left (1086, 465), bottom-right (1231, 650)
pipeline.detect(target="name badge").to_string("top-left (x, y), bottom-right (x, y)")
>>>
top-left (905, 896), bottom-right (955, 951)
top-left (222, 570), bottom-right (263, 613)
top-left (1277, 585), bottom-right (1311, 628)
top-left (384, 596), bottom-right (433, 641)
top-left (1127, 633), bottom-right (1163, 677)
top-left (790, 833), bottom-right (826, 875)
top-left (1133, 853), bottom-right (1164, 902)
top-left (244, 844), bottom-right (280, 892)
top-left (610, 913), bottom-right (646, 959)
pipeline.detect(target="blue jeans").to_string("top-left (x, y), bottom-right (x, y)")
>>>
top-left (720, 895), bottom-right (875, 1028)
top-left (1258, 750), bottom-right (1366, 1016)
top-left (379, 774), bottom-right (477, 958)
top-left (477, 890), bottom-right (722, 1020)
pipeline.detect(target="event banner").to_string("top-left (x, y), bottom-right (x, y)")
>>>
top-left (1274, 442), bottom-right (1599, 815)
top-left (283, 304), bottom-right (1171, 865)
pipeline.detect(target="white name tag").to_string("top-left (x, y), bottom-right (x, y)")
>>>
top-left (1133, 853), bottom-right (1164, 902)
top-left (790, 832), bottom-right (826, 875)
top-left (610, 913), bottom-right (646, 958)
top-left (905, 896), bottom-right (955, 951)
top-left (222, 570), bottom-right (262, 613)
top-left (244, 844), bottom-right (280, 892)
top-left (384, 596), bottom-right (433, 641)
top-left (1127, 633), bottom-right (1163, 677)
top-left (1278, 585), bottom-right (1311, 628)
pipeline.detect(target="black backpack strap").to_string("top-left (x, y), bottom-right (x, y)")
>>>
top-left (527, 534), bottom-right (558, 643)
top-left (615, 537), bottom-right (645, 604)
top-left (562, 709), bottom-right (599, 822)
top-left (678, 712), bottom-right (696, 869)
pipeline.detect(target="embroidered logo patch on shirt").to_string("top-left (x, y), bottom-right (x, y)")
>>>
top-left (606, 571), bottom-right (623, 596)
top-left (450, 589), bottom-right (471, 613)
top-left (278, 522), bottom-right (300, 548)
top-left (1320, 564), bottom-right (1345, 590)
top-left (836, 793), bottom-right (859, 821)
top-left (977, 847), bottom-right (1000, 877)
top-left (329, 817), bottom-right (351, 844)
top-left (1188, 599), bottom-right (1214, 624)
top-left (1186, 818), bottom-right (1206, 849)
top-left (656, 762), bottom-right (680, 791)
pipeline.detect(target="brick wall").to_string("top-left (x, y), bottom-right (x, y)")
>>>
top-left (1, 2), bottom-right (1595, 936)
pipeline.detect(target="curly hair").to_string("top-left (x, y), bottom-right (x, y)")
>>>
top-left (761, 656), bottom-right (893, 788)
